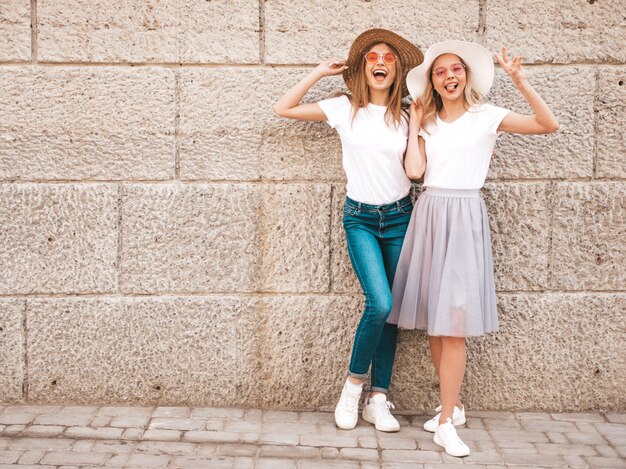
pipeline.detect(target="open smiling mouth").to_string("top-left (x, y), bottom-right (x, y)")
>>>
top-left (373, 69), bottom-right (388, 82)
top-left (444, 83), bottom-right (458, 92)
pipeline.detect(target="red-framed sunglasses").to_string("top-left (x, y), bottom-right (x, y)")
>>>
top-left (365, 51), bottom-right (397, 65)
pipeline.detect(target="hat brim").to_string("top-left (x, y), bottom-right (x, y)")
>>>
top-left (406, 41), bottom-right (494, 101)
top-left (343, 29), bottom-right (424, 97)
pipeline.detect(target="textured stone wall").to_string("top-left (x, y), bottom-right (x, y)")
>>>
top-left (1, 0), bottom-right (624, 412)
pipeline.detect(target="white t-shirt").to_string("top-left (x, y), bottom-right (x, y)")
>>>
top-left (419, 103), bottom-right (510, 190)
top-left (318, 95), bottom-right (412, 205)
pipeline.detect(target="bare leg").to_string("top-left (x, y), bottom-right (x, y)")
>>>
top-left (438, 336), bottom-right (466, 424)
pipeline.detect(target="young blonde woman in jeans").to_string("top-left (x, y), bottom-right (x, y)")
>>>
top-left (273, 29), bottom-right (423, 432)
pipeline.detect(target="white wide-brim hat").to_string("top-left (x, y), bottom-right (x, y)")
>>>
top-left (406, 41), bottom-right (494, 101)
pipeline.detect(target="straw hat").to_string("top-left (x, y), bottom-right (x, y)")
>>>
top-left (406, 41), bottom-right (495, 100)
top-left (343, 29), bottom-right (424, 97)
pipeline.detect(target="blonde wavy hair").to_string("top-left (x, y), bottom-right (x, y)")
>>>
top-left (334, 44), bottom-right (406, 128)
top-left (421, 58), bottom-right (484, 133)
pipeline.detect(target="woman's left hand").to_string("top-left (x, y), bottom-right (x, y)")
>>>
top-left (494, 47), bottom-right (527, 86)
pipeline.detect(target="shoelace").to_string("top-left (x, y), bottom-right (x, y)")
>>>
top-left (374, 399), bottom-right (395, 418)
top-left (440, 423), bottom-right (465, 446)
top-left (339, 389), bottom-right (360, 413)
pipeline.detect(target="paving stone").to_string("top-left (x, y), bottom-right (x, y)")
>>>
top-left (564, 454), bottom-right (591, 468)
top-left (585, 456), bottom-right (626, 468)
top-left (183, 431), bottom-right (240, 444)
top-left (299, 461), bottom-right (358, 469)
top-left (258, 445), bottom-right (319, 459)
top-left (552, 413), bottom-right (606, 423)
top-left (135, 441), bottom-right (195, 456)
top-left (0, 425), bottom-right (24, 436)
top-left (121, 428), bottom-right (144, 440)
top-left (548, 431), bottom-right (572, 444)
top-left (340, 447), bottom-right (379, 461)
top-left (377, 436), bottom-right (417, 450)
top-left (320, 447), bottom-right (340, 458)
top-left (110, 416), bottom-right (149, 428)
top-left (262, 422), bottom-right (317, 435)
top-left (141, 430), bottom-right (181, 441)
top-left (223, 420), bottom-right (262, 433)
top-left (124, 453), bottom-right (170, 468)
top-left (40, 451), bottom-right (108, 465)
top-left (502, 452), bottom-right (569, 466)
top-left (359, 436), bottom-right (379, 449)
top-left (299, 412), bottom-right (334, 424)
top-left (262, 411), bottom-right (300, 422)
top-left (515, 412), bottom-right (554, 421)
top-left (256, 459), bottom-right (297, 469)
top-left (152, 407), bottom-right (190, 419)
top-left (65, 427), bottom-right (124, 440)
top-left (90, 417), bottom-right (111, 427)
top-left (16, 451), bottom-right (44, 465)
top-left (190, 408), bottom-right (245, 420)
top-left (0, 452), bottom-right (21, 464)
top-left (34, 415), bottom-right (93, 427)
top-left (0, 414), bottom-right (31, 426)
top-left (463, 451), bottom-right (504, 464)
top-left (607, 414), bottom-right (626, 424)
top-left (90, 440), bottom-right (137, 454)
top-left (594, 445), bottom-right (619, 458)
top-left (490, 430), bottom-right (548, 443)
top-left (11, 438), bottom-right (74, 451)
top-left (99, 407), bottom-right (153, 418)
top-left (215, 443), bottom-right (258, 458)
top-left (483, 419), bottom-right (522, 431)
top-left (382, 449), bottom-right (442, 463)
top-left (567, 432), bottom-right (608, 446)
top-left (300, 434), bottom-right (357, 448)
top-left (242, 432), bottom-right (300, 445)
top-left (535, 443), bottom-right (597, 456)
top-left (149, 418), bottom-right (206, 431)
top-left (21, 426), bottom-right (64, 437)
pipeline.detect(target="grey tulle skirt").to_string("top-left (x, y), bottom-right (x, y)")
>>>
top-left (388, 188), bottom-right (498, 337)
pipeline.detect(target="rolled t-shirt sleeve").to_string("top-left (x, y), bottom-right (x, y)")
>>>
top-left (318, 95), bottom-right (351, 129)
top-left (483, 103), bottom-right (511, 134)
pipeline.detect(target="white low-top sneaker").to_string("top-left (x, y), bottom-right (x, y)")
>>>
top-left (423, 404), bottom-right (466, 432)
top-left (362, 393), bottom-right (400, 432)
top-left (434, 418), bottom-right (470, 457)
top-left (334, 380), bottom-right (362, 430)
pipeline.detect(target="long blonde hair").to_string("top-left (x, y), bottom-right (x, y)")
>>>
top-left (343, 44), bottom-right (406, 128)
top-left (421, 58), bottom-right (484, 132)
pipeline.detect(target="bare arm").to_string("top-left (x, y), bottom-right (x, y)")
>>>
top-left (404, 100), bottom-right (427, 180)
top-left (272, 60), bottom-right (348, 121)
top-left (494, 47), bottom-right (560, 135)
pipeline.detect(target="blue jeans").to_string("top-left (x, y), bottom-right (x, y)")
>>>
top-left (342, 194), bottom-right (413, 393)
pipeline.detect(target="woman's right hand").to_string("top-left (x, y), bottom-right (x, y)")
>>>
top-left (315, 59), bottom-right (348, 78)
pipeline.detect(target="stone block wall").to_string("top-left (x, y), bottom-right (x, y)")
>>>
top-left (0, 0), bottom-right (624, 411)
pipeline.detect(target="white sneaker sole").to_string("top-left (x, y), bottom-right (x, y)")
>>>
top-left (362, 409), bottom-right (400, 432)
top-left (434, 433), bottom-right (470, 457)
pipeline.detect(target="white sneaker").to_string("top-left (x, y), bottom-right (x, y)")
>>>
top-left (334, 379), bottom-right (362, 430)
top-left (423, 405), bottom-right (466, 432)
top-left (362, 394), bottom-right (400, 432)
top-left (434, 418), bottom-right (470, 457)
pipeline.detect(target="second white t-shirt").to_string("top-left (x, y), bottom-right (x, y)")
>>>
top-left (318, 95), bottom-right (412, 205)
top-left (419, 103), bottom-right (510, 190)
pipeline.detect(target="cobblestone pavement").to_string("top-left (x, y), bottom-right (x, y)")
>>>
top-left (0, 405), bottom-right (624, 468)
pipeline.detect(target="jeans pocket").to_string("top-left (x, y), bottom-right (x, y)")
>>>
top-left (397, 202), bottom-right (413, 214)
top-left (343, 205), bottom-right (360, 216)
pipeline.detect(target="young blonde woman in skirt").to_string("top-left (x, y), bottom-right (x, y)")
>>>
top-left (387, 42), bottom-right (559, 457)
top-left (273, 30), bottom-right (423, 432)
